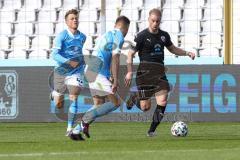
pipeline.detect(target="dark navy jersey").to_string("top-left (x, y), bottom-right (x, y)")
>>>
top-left (133, 28), bottom-right (173, 64)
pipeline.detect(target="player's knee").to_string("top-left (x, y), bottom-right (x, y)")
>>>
top-left (55, 100), bottom-right (64, 109)
top-left (113, 100), bottom-right (121, 107)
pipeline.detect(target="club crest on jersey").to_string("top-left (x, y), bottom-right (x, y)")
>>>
top-left (154, 44), bottom-right (162, 53)
top-left (74, 46), bottom-right (79, 51)
top-left (161, 36), bottom-right (166, 43)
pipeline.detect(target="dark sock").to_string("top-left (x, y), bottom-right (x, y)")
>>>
top-left (148, 105), bottom-right (166, 133)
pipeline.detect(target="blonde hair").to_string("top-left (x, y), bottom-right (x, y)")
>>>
top-left (149, 8), bottom-right (161, 17)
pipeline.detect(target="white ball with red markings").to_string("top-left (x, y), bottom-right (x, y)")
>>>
top-left (171, 121), bottom-right (188, 137)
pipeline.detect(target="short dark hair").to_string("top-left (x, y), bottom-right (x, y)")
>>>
top-left (115, 16), bottom-right (130, 25)
top-left (149, 8), bottom-right (161, 17)
top-left (65, 9), bottom-right (79, 20)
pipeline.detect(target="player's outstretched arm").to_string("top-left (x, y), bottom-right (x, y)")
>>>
top-left (125, 50), bottom-right (136, 87)
top-left (111, 53), bottom-right (120, 93)
top-left (167, 44), bottom-right (195, 60)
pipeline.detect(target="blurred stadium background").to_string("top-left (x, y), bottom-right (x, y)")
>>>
top-left (0, 0), bottom-right (239, 63)
top-left (1, 1), bottom-right (240, 160)
top-left (0, 0), bottom-right (239, 119)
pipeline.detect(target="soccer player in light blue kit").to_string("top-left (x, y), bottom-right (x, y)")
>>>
top-left (51, 9), bottom-right (86, 139)
top-left (69, 16), bottom-right (130, 141)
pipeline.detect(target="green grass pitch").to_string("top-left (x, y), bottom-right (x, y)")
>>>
top-left (0, 122), bottom-right (240, 160)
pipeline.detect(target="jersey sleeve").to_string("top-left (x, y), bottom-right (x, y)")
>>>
top-left (51, 32), bottom-right (69, 63)
top-left (132, 33), bottom-right (143, 52)
top-left (112, 33), bottom-right (124, 55)
top-left (82, 33), bottom-right (87, 44)
top-left (164, 32), bottom-right (173, 47)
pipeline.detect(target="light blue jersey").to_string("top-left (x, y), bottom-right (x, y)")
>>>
top-left (92, 29), bottom-right (124, 78)
top-left (52, 29), bottom-right (86, 76)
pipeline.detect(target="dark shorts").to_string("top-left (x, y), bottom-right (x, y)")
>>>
top-left (135, 62), bottom-right (170, 100)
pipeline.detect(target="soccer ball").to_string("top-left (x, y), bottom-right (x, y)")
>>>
top-left (171, 121), bottom-right (188, 137)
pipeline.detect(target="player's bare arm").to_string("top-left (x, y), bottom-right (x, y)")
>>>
top-left (125, 49), bottom-right (137, 87)
top-left (167, 44), bottom-right (196, 60)
top-left (111, 53), bottom-right (120, 93)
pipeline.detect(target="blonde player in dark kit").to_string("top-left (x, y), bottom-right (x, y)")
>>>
top-left (125, 8), bottom-right (195, 137)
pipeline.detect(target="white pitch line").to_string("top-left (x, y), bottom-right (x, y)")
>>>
top-left (1, 148), bottom-right (240, 157)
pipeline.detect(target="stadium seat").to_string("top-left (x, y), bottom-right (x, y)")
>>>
top-left (83, 38), bottom-right (93, 53)
top-left (42, 0), bottom-right (63, 10)
top-left (14, 22), bottom-right (32, 35)
top-left (106, 9), bottom-right (118, 23)
top-left (193, 47), bottom-right (205, 57)
top-left (182, 34), bottom-right (199, 48)
top-left (37, 22), bottom-right (55, 35)
top-left (0, 9), bottom-right (17, 22)
top-left (0, 0), bottom-right (3, 9)
top-left (0, 22), bottom-right (14, 35)
top-left (215, 47), bottom-right (223, 57)
top-left (27, 35), bottom-right (49, 59)
top-left (127, 21), bottom-right (136, 34)
top-left (25, 0), bottom-right (43, 10)
top-left (12, 35), bottom-right (27, 49)
top-left (183, 8), bottom-right (199, 20)
top-left (105, 21), bottom-right (114, 32)
top-left (161, 21), bottom-right (179, 33)
top-left (38, 9), bottom-right (58, 23)
top-left (211, 7), bottom-right (223, 20)
top-left (200, 20), bottom-right (211, 33)
top-left (1, 0), bottom-right (23, 10)
top-left (194, 0), bottom-right (208, 7)
top-left (119, 0), bottom-right (130, 8)
top-left (1, 49), bottom-right (13, 59)
top-left (198, 33), bottom-right (207, 47)
top-left (30, 34), bottom-right (39, 48)
top-left (0, 35), bottom-right (11, 49)
top-left (55, 22), bottom-right (65, 34)
top-left (62, 0), bottom-right (79, 10)
top-left (129, 8), bottom-right (142, 22)
top-left (22, 49), bottom-right (34, 59)
top-left (181, 21), bottom-right (199, 34)
top-left (209, 0), bottom-right (223, 7)
top-left (120, 9), bottom-right (132, 20)
top-left (17, 9), bottom-right (39, 23)
top-left (78, 21), bottom-right (90, 36)
top-left (161, 8), bottom-right (181, 21)
top-left (135, 21), bottom-right (146, 33)
top-left (169, 34), bottom-right (178, 46)
top-left (90, 34), bottom-right (98, 47)
top-left (184, 0), bottom-right (198, 8)
top-left (132, 0), bottom-right (144, 8)
top-left (176, 33), bottom-right (185, 47)
top-left (26, 34), bottom-right (36, 49)
top-left (162, 0), bottom-right (183, 9)
top-left (13, 35), bottom-right (29, 59)
top-left (78, 9), bottom-right (90, 22)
